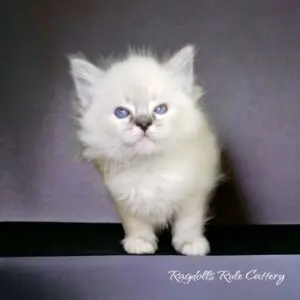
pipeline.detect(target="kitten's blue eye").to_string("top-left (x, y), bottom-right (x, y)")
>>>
top-left (114, 107), bottom-right (131, 119)
top-left (154, 104), bottom-right (168, 115)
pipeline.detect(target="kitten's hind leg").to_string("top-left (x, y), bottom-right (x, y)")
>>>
top-left (119, 209), bottom-right (158, 254)
top-left (172, 196), bottom-right (210, 256)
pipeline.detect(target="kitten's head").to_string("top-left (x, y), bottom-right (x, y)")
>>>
top-left (69, 45), bottom-right (205, 161)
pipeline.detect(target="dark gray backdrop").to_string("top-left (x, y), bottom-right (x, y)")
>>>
top-left (1, 0), bottom-right (300, 223)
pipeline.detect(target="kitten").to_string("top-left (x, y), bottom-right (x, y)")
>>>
top-left (69, 45), bottom-right (220, 255)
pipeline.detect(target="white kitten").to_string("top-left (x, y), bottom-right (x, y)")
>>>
top-left (69, 45), bottom-right (221, 255)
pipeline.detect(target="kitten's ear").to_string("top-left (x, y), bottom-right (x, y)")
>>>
top-left (165, 45), bottom-right (195, 93)
top-left (68, 55), bottom-right (104, 107)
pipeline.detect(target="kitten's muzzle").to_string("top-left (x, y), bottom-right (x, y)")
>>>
top-left (134, 115), bottom-right (153, 132)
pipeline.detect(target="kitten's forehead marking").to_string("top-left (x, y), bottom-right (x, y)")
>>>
top-left (123, 85), bottom-right (161, 114)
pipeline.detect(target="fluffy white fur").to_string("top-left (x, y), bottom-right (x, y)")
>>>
top-left (69, 45), bottom-right (220, 255)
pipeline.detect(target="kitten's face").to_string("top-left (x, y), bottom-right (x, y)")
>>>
top-left (70, 45), bottom-right (203, 160)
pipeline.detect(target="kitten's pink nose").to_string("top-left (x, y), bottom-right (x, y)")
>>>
top-left (134, 115), bottom-right (153, 132)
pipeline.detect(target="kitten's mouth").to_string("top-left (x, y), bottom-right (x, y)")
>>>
top-left (140, 133), bottom-right (154, 142)
top-left (133, 133), bottom-right (157, 154)
top-left (134, 133), bottom-right (155, 146)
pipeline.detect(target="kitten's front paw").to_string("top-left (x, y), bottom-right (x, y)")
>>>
top-left (172, 236), bottom-right (210, 256)
top-left (122, 237), bottom-right (157, 254)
